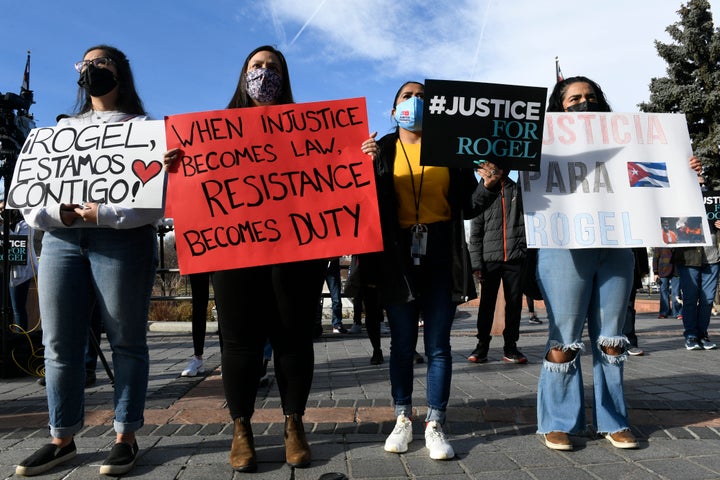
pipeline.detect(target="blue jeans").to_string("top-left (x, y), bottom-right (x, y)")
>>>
top-left (39, 226), bottom-right (157, 438)
top-left (318, 258), bottom-right (343, 327)
top-left (536, 248), bottom-right (632, 435)
top-left (9, 279), bottom-right (31, 330)
top-left (677, 263), bottom-right (719, 339)
top-left (658, 276), bottom-right (681, 317)
top-left (386, 223), bottom-right (456, 424)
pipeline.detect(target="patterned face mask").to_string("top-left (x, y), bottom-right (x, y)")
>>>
top-left (245, 68), bottom-right (282, 104)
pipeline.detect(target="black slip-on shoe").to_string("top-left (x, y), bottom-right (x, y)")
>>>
top-left (99, 440), bottom-right (139, 476)
top-left (16, 441), bottom-right (77, 476)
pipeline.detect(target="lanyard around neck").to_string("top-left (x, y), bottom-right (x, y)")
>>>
top-left (398, 138), bottom-right (424, 225)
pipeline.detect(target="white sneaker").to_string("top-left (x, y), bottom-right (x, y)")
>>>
top-left (348, 323), bottom-right (362, 334)
top-left (425, 421), bottom-right (454, 460)
top-left (181, 356), bottom-right (204, 377)
top-left (384, 414), bottom-right (413, 453)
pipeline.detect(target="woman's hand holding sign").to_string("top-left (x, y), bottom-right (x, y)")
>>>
top-left (163, 148), bottom-right (183, 173)
top-left (60, 202), bottom-right (98, 226)
top-left (361, 132), bottom-right (378, 160)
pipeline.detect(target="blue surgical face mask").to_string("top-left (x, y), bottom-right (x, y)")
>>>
top-left (393, 96), bottom-right (423, 132)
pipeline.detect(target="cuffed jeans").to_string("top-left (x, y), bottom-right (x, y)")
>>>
top-left (677, 263), bottom-right (719, 339)
top-left (39, 226), bottom-right (157, 438)
top-left (386, 222), bottom-right (455, 424)
top-left (536, 248), bottom-right (632, 435)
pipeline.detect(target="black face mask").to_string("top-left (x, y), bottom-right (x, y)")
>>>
top-left (77, 66), bottom-right (117, 97)
top-left (565, 101), bottom-right (603, 112)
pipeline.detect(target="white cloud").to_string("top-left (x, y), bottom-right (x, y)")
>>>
top-left (266, 0), bottom-right (719, 111)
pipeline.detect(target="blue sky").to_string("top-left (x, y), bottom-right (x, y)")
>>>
top-left (1, 0), bottom-right (718, 136)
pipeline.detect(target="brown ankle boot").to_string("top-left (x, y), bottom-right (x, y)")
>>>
top-left (284, 413), bottom-right (311, 467)
top-left (230, 417), bottom-right (257, 472)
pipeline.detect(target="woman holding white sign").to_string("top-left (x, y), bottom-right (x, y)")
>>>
top-left (356, 81), bottom-right (480, 460)
top-left (164, 45), bottom-right (327, 472)
top-left (16, 45), bottom-right (161, 477)
top-left (535, 76), bottom-right (703, 452)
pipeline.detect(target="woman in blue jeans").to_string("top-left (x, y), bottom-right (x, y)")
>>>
top-left (358, 81), bottom-right (479, 461)
top-left (536, 76), bottom-right (704, 452)
top-left (16, 45), bottom-right (161, 477)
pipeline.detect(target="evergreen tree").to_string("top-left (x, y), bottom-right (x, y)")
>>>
top-left (639, 0), bottom-right (720, 184)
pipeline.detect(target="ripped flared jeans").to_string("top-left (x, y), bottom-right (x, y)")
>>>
top-left (536, 248), bottom-right (633, 435)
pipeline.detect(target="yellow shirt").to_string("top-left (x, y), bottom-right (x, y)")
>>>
top-left (393, 140), bottom-right (451, 228)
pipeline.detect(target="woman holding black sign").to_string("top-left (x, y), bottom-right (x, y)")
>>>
top-left (16, 45), bottom-right (161, 477)
top-left (164, 45), bottom-right (326, 472)
top-left (535, 76), bottom-right (703, 452)
top-left (355, 81), bottom-right (480, 460)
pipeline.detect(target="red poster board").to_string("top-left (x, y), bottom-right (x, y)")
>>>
top-left (165, 98), bottom-right (383, 274)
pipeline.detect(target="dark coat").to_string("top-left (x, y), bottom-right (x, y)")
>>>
top-left (346, 131), bottom-right (480, 305)
top-left (468, 175), bottom-right (526, 273)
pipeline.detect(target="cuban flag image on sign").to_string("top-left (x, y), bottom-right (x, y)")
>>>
top-left (627, 162), bottom-right (670, 188)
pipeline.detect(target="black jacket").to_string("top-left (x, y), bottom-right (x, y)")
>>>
top-left (468, 175), bottom-right (526, 273)
top-left (347, 131), bottom-right (481, 304)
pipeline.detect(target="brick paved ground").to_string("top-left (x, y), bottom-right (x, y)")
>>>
top-left (1, 302), bottom-right (719, 479)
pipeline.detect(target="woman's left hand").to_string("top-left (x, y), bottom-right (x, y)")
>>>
top-left (689, 155), bottom-right (702, 174)
top-left (75, 202), bottom-right (99, 224)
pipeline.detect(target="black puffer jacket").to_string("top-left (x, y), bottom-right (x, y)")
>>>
top-left (468, 175), bottom-right (526, 273)
top-left (346, 131), bottom-right (481, 305)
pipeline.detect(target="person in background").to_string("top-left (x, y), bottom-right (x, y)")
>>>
top-left (181, 272), bottom-right (215, 376)
top-left (356, 81), bottom-right (480, 461)
top-left (467, 160), bottom-right (528, 364)
top-left (624, 248), bottom-right (650, 356)
top-left (653, 247), bottom-right (681, 318)
top-left (16, 45), bottom-right (161, 477)
top-left (673, 215), bottom-right (720, 351)
top-left (317, 258), bottom-right (347, 334)
top-left (346, 255), bottom-right (385, 364)
top-left (259, 339), bottom-right (273, 386)
top-left (164, 45), bottom-right (326, 472)
top-left (527, 296), bottom-right (542, 325)
top-left (0, 206), bottom-right (39, 333)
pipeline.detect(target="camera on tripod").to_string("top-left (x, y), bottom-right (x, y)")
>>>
top-left (0, 53), bottom-right (39, 378)
top-left (0, 90), bottom-right (35, 159)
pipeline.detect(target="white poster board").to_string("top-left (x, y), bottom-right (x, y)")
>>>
top-left (6, 120), bottom-right (166, 209)
top-left (521, 112), bottom-right (710, 248)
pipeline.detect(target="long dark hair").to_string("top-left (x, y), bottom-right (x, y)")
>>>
top-left (227, 45), bottom-right (294, 109)
top-left (547, 76), bottom-right (611, 113)
top-left (75, 44), bottom-right (146, 115)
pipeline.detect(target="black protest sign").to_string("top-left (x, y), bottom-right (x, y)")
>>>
top-left (421, 79), bottom-right (546, 170)
top-left (0, 235), bottom-right (29, 265)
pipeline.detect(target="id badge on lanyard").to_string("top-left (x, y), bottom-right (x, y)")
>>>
top-left (411, 223), bottom-right (428, 265)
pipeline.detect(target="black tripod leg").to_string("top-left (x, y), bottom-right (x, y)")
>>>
top-left (89, 332), bottom-right (114, 385)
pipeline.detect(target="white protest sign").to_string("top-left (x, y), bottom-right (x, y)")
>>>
top-left (521, 112), bottom-right (710, 249)
top-left (6, 120), bottom-right (166, 209)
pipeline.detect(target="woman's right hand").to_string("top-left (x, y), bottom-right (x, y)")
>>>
top-left (361, 132), bottom-right (378, 160)
top-left (163, 148), bottom-right (183, 172)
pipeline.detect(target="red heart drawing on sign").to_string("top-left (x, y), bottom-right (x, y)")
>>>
top-left (132, 160), bottom-right (162, 186)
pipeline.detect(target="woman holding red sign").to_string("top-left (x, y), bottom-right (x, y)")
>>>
top-left (164, 45), bottom-right (326, 472)
top-left (355, 81), bottom-right (480, 461)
